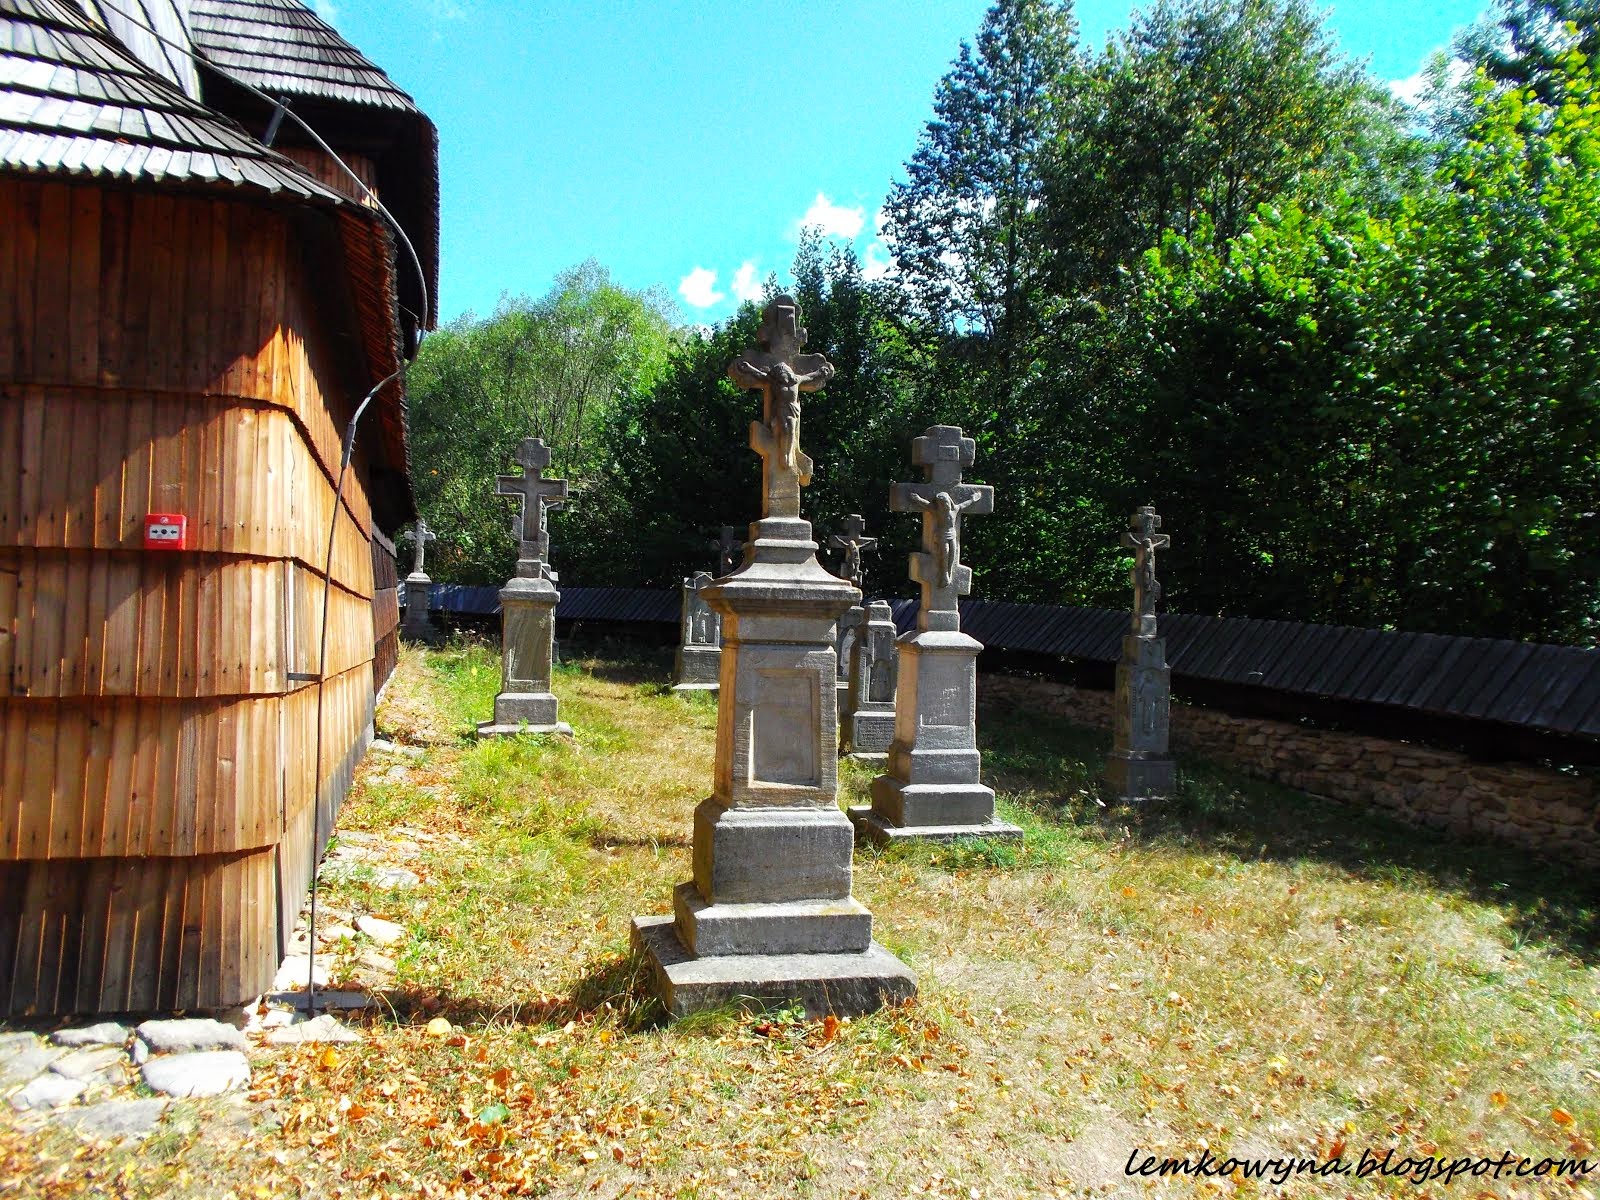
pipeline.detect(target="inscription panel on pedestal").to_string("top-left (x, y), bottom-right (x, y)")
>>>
top-left (749, 670), bottom-right (821, 787)
top-left (505, 606), bottom-right (553, 690)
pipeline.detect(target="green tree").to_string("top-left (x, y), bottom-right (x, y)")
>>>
top-left (1041, 0), bottom-right (1408, 295)
top-left (1111, 47), bottom-right (1600, 642)
top-left (881, 0), bottom-right (1079, 367)
top-left (406, 261), bottom-right (677, 584)
top-left (564, 238), bottom-right (932, 596)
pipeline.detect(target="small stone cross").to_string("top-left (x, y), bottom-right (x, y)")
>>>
top-left (404, 516), bottom-right (437, 577)
top-left (890, 426), bottom-right (993, 614)
top-left (713, 526), bottom-right (745, 577)
top-left (727, 295), bottom-right (834, 520)
top-left (496, 437), bottom-right (568, 571)
top-left (828, 514), bottom-right (876, 588)
top-left (1122, 505), bottom-right (1170, 630)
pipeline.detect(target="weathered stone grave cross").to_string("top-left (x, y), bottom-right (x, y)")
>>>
top-left (404, 516), bottom-right (436, 578)
top-left (1124, 505), bottom-right (1170, 634)
top-left (497, 438), bottom-right (568, 572)
top-left (829, 514), bottom-right (876, 588)
top-left (891, 426), bottom-right (993, 625)
top-left (727, 298), bottom-right (834, 520)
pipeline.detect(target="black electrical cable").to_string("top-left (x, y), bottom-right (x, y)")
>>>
top-left (84, 0), bottom-right (433, 1019)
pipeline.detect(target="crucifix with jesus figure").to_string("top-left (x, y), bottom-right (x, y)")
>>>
top-left (497, 437), bottom-right (568, 577)
top-left (727, 296), bottom-right (834, 521)
top-left (889, 426), bottom-right (993, 622)
top-left (1122, 505), bottom-right (1170, 633)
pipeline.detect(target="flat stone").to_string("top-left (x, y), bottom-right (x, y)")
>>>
top-left (476, 719), bottom-right (572, 738)
top-left (371, 739), bottom-right (424, 759)
top-left (317, 861), bottom-right (421, 889)
top-left (849, 806), bottom-right (1024, 846)
top-left (11, 1073), bottom-right (88, 1110)
top-left (271, 955), bottom-right (330, 992)
top-left (53, 1098), bottom-right (167, 1141)
top-left (264, 1014), bottom-right (361, 1046)
top-left (135, 1018), bottom-right (247, 1054)
top-left (355, 915), bottom-right (405, 944)
top-left (49, 1047), bottom-right (128, 1083)
top-left (141, 1051), bottom-right (251, 1098)
top-left (0, 1034), bottom-right (63, 1084)
top-left (264, 989), bottom-right (372, 1012)
top-left (49, 1022), bottom-right (129, 1048)
top-left (633, 915), bottom-right (916, 1019)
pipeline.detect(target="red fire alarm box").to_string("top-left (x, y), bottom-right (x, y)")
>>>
top-left (144, 513), bottom-right (188, 550)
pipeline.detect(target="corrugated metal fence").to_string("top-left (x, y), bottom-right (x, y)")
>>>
top-left (414, 586), bottom-right (1600, 741)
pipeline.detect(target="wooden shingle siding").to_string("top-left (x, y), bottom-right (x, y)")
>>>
top-left (0, 175), bottom-right (388, 1015)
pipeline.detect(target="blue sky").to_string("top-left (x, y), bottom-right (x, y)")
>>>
top-left (313, 0), bottom-right (1490, 327)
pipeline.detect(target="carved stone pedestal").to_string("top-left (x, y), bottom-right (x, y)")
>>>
top-left (478, 574), bottom-right (570, 737)
top-left (848, 425), bottom-right (1019, 845)
top-left (673, 571), bottom-right (722, 692)
top-left (1104, 505), bottom-right (1175, 802)
top-left (851, 617), bottom-right (1021, 843)
top-left (842, 600), bottom-right (896, 759)
top-left (633, 519), bottom-right (915, 1016)
top-left (1104, 634), bottom-right (1174, 800)
top-left (633, 297), bottom-right (915, 1019)
top-left (400, 573), bottom-right (442, 645)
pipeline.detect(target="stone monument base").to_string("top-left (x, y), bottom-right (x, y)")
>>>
top-left (1104, 752), bottom-right (1175, 801)
top-left (847, 805), bottom-right (1022, 845)
top-left (672, 645), bottom-right (721, 692)
top-left (631, 915), bottom-right (916, 1019)
top-left (844, 710), bottom-right (894, 759)
top-left (477, 691), bottom-right (572, 737)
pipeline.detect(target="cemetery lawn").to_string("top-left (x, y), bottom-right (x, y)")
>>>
top-left (7, 642), bottom-right (1598, 1199)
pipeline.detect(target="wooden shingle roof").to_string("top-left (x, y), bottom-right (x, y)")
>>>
top-left (186, 0), bottom-right (418, 113)
top-left (0, 0), bottom-right (345, 198)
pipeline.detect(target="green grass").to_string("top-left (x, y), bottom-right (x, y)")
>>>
top-left (4, 641), bottom-right (1595, 1200)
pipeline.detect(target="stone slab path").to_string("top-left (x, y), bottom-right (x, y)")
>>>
top-left (0, 814), bottom-right (430, 1146)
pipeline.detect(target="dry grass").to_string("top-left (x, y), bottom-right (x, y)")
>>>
top-left (2, 639), bottom-right (1596, 1199)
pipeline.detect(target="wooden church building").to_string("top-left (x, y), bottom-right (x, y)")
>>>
top-left (0, 0), bottom-right (439, 1014)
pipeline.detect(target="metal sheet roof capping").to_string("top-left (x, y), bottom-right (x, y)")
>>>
top-left (0, 0), bottom-right (346, 200)
top-left (186, 0), bottom-right (418, 113)
top-left (80, 0), bottom-right (200, 99)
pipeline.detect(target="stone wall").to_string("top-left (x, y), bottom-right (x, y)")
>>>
top-left (980, 672), bottom-right (1600, 867)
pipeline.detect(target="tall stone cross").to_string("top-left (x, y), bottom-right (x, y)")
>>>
top-left (890, 426), bottom-right (993, 617)
top-left (828, 514), bottom-right (876, 588)
top-left (405, 516), bottom-right (436, 578)
top-left (727, 295), bottom-right (834, 520)
top-left (497, 437), bottom-right (568, 573)
top-left (714, 525), bottom-right (744, 577)
top-left (1122, 505), bottom-right (1170, 631)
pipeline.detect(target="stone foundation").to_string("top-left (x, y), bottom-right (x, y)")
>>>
top-left (981, 673), bottom-right (1599, 867)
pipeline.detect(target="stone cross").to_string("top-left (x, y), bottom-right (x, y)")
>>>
top-left (890, 426), bottom-right (993, 615)
top-left (828, 514), bottom-right (876, 588)
top-left (1122, 505), bottom-right (1170, 630)
top-left (404, 517), bottom-right (436, 578)
top-left (714, 526), bottom-right (745, 577)
top-left (727, 296), bottom-right (834, 520)
top-left (497, 437), bottom-right (568, 573)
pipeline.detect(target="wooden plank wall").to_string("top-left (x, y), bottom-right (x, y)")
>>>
top-left (0, 178), bottom-right (392, 1015)
top-left (372, 529), bottom-right (400, 693)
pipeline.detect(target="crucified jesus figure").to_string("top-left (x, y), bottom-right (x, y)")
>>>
top-left (908, 490), bottom-right (983, 589)
top-left (727, 356), bottom-right (833, 485)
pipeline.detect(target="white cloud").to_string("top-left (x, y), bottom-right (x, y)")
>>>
top-left (794, 192), bottom-right (866, 240)
top-left (1389, 69), bottom-right (1429, 106)
top-left (310, 0), bottom-right (339, 23)
top-left (730, 260), bottom-right (764, 304)
top-left (862, 244), bottom-right (893, 282)
top-left (678, 266), bottom-right (725, 309)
